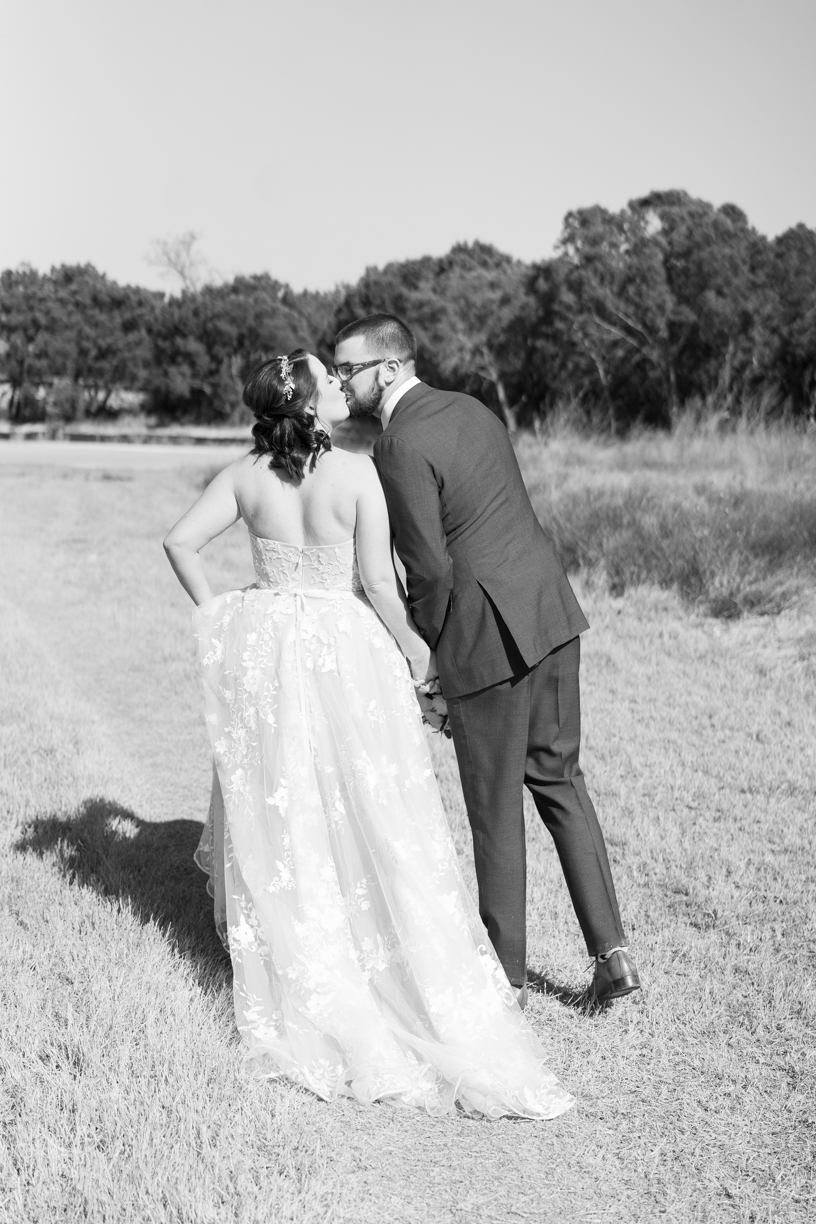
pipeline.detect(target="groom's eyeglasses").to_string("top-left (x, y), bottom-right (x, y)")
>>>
top-left (332, 358), bottom-right (385, 383)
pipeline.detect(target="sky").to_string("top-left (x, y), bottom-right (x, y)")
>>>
top-left (1, 0), bottom-right (814, 292)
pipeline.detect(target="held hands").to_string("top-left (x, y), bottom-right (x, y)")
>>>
top-left (410, 650), bottom-right (450, 738)
top-left (407, 641), bottom-right (432, 685)
top-left (415, 682), bottom-right (450, 737)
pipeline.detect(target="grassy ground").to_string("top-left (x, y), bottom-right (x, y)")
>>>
top-left (1, 435), bottom-right (815, 1223)
top-left (518, 423), bottom-right (816, 618)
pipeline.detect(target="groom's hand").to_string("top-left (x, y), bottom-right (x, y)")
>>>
top-left (414, 686), bottom-right (451, 738)
top-left (423, 649), bottom-right (440, 691)
top-left (408, 639), bottom-right (431, 686)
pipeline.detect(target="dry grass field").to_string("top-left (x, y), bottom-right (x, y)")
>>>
top-left (1, 427), bottom-right (815, 1223)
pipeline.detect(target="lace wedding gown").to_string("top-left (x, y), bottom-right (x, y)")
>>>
top-left (192, 532), bottom-right (573, 1119)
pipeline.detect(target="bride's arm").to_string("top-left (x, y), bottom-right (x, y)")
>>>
top-left (355, 460), bottom-right (434, 684)
top-left (163, 464), bottom-right (241, 605)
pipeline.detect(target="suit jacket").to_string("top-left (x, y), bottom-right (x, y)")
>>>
top-left (373, 382), bottom-right (588, 698)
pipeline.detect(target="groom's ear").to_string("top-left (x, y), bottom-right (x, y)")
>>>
top-left (381, 358), bottom-right (401, 385)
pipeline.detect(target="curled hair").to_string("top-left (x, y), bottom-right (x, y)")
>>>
top-left (334, 313), bottom-right (417, 364)
top-left (244, 349), bottom-right (331, 481)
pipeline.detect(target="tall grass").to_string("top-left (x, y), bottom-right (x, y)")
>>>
top-left (517, 421), bottom-right (816, 617)
top-left (189, 410), bottom-right (816, 621)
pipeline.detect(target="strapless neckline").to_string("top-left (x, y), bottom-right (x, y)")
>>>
top-left (248, 532), bottom-right (354, 550)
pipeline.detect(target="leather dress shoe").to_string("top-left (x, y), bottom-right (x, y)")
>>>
top-left (591, 950), bottom-right (641, 1002)
top-left (513, 984), bottom-right (528, 1010)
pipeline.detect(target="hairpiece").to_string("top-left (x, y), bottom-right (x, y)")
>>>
top-left (278, 354), bottom-right (295, 402)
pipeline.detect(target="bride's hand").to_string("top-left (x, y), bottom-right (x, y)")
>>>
top-left (423, 649), bottom-right (440, 690)
top-left (408, 640), bottom-right (432, 686)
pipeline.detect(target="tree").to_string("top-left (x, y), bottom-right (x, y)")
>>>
top-left (556, 203), bottom-right (691, 428)
top-left (4, 192), bottom-right (814, 431)
top-left (289, 285), bottom-right (346, 365)
top-left (334, 243), bottom-right (530, 423)
top-left (632, 191), bottom-right (772, 413)
top-left (146, 232), bottom-right (214, 294)
top-left (522, 192), bottom-right (780, 430)
top-left (425, 242), bottom-right (530, 426)
top-left (762, 224), bottom-right (816, 414)
top-left (334, 255), bottom-right (445, 375)
top-left (0, 266), bottom-right (56, 420)
top-left (146, 274), bottom-right (317, 421)
top-left (46, 265), bottom-right (159, 416)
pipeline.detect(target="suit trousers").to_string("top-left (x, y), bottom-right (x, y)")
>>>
top-left (445, 636), bottom-right (626, 986)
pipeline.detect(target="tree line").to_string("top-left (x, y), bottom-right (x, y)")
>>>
top-left (2, 189), bottom-right (814, 431)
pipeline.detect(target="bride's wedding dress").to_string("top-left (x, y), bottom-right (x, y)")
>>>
top-left (192, 532), bottom-right (573, 1119)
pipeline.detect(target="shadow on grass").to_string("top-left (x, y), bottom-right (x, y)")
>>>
top-left (14, 796), bottom-right (230, 990)
top-left (527, 968), bottom-right (612, 1018)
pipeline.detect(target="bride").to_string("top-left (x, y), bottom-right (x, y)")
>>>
top-left (164, 350), bottom-right (573, 1120)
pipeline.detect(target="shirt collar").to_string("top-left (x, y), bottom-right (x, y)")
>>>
top-left (381, 376), bottom-right (420, 430)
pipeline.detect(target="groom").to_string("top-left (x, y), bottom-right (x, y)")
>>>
top-left (334, 313), bottom-right (640, 1005)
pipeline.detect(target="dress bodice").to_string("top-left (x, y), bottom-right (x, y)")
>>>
top-left (249, 533), bottom-right (363, 595)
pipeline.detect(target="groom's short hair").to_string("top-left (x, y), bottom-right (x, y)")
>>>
top-left (335, 313), bottom-right (417, 365)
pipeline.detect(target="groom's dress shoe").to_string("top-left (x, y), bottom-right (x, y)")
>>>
top-left (591, 951), bottom-right (641, 1002)
top-left (513, 984), bottom-right (528, 1010)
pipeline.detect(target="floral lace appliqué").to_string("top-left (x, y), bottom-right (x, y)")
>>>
top-left (191, 531), bottom-right (574, 1120)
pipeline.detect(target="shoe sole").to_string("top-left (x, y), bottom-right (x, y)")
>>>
top-left (592, 977), bottom-right (641, 1002)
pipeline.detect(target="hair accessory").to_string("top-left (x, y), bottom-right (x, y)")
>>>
top-left (278, 354), bottom-right (295, 402)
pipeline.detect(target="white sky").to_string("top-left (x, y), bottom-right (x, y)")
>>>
top-left (1, 0), bottom-right (814, 292)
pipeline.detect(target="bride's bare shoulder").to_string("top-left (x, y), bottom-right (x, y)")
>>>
top-left (225, 450), bottom-right (259, 471)
top-left (330, 447), bottom-right (374, 465)
top-left (229, 450), bottom-right (269, 481)
top-left (324, 447), bottom-right (377, 481)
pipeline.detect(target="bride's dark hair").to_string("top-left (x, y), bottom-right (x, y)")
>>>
top-left (244, 349), bottom-right (331, 481)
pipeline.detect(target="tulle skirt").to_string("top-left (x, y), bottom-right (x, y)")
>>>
top-left (192, 585), bottom-right (573, 1119)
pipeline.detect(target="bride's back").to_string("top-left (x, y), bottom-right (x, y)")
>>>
top-left (232, 448), bottom-right (365, 545)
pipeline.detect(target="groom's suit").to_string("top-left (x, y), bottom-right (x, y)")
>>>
top-left (373, 382), bottom-right (626, 984)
